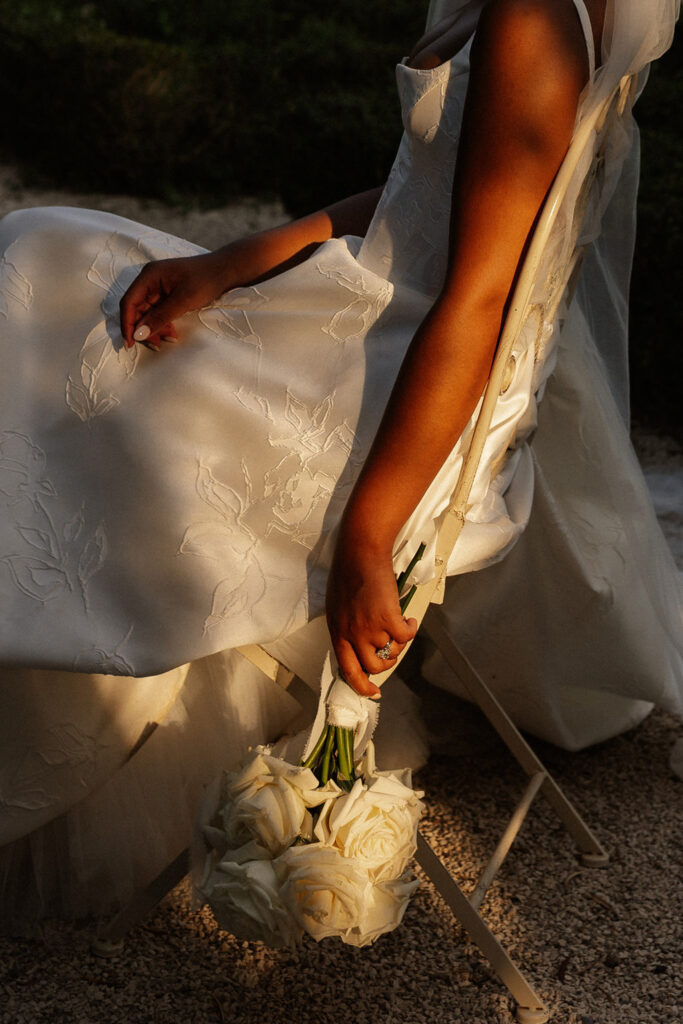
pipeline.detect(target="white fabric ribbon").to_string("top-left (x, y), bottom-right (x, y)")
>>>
top-left (301, 652), bottom-right (380, 762)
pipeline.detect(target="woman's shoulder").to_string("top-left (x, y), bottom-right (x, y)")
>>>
top-left (473, 0), bottom-right (591, 113)
top-left (459, 0), bottom-right (591, 167)
top-left (477, 0), bottom-right (593, 71)
top-left (482, 0), bottom-right (586, 28)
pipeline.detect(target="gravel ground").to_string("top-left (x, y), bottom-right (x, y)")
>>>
top-left (0, 170), bottom-right (681, 1024)
top-left (1, 708), bottom-right (681, 1024)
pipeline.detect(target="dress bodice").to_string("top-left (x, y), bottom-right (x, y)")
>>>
top-left (358, 40), bottom-right (473, 297)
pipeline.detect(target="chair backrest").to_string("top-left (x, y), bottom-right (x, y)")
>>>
top-left (246, 72), bottom-right (639, 694)
top-left (371, 70), bottom-right (639, 685)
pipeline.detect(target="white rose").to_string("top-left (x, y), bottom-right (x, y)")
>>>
top-left (313, 772), bottom-right (424, 882)
top-left (221, 747), bottom-right (331, 856)
top-left (344, 873), bottom-right (420, 948)
top-left (198, 857), bottom-right (302, 949)
top-left (276, 845), bottom-right (371, 943)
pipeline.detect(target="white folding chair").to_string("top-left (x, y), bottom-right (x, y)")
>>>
top-left (94, 67), bottom-right (638, 1024)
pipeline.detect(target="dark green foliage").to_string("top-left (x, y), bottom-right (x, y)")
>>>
top-left (0, 0), bottom-right (424, 207)
top-left (630, 35), bottom-right (682, 436)
top-left (0, 2), bottom-right (679, 431)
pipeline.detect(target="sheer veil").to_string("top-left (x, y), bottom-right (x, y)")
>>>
top-left (424, 0), bottom-right (680, 418)
top-left (421, 0), bottom-right (683, 748)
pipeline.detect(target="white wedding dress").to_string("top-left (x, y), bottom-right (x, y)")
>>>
top-left (0, 0), bottom-right (680, 930)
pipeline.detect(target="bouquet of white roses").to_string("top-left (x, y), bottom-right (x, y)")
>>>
top-left (194, 545), bottom-right (426, 948)
top-left (194, 739), bottom-right (424, 948)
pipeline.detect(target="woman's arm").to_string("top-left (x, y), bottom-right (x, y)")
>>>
top-left (327, 0), bottom-right (590, 696)
top-left (119, 187), bottom-right (382, 348)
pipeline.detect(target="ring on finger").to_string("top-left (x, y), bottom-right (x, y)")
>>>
top-left (376, 640), bottom-right (394, 661)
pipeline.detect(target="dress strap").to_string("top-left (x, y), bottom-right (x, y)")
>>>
top-left (570, 0), bottom-right (596, 79)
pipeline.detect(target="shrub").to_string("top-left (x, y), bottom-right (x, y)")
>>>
top-left (630, 39), bottom-right (682, 436)
top-left (0, 0), bottom-right (423, 207)
top-left (0, 1), bottom-right (679, 432)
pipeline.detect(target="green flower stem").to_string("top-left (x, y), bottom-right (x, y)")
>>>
top-left (300, 723), bottom-right (329, 772)
top-left (344, 728), bottom-right (353, 776)
top-left (396, 542), bottom-right (426, 599)
top-left (399, 584), bottom-right (417, 615)
top-left (342, 727), bottom-right (355, 777)
top-left (336, 726), bottom-right (352, 780)
top-left (334, 726), bottom-right (347, 778)
top-left (319, 725), bottom-right (336, 785)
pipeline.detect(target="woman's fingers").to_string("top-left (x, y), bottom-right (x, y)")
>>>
top-left (129, 293), bottom-right (190, 346)
top-left (138, 324), bottom-right (179, 353)
top-left (332, 617), bottom-right (419, 698)
top-left (119, 266), bottom-right (161, 347)
top-left (359, 637), bottom-right (399, 677)
top-left (325, 541), bottom-right (420, 699)
top-left (386, 613), bottom-right (418, 646)
top-left (119, 258), bottom-right (194, 348)
top-left (359, 613), bottom-right (418, 674)
top-left (335, 638), bottom-right (382, 699)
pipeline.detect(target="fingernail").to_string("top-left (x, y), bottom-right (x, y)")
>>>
top-left (134, 324), bottom-right (151, 341)
top-left (369, 690), bottom-right (382, 701)
top-left (161, 336), bottom-right (176, 344)
top-left (146, 340), bottom-right (161, 352)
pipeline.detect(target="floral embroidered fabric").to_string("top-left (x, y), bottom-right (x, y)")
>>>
top-left (0, 42), bottom-right (537, 677)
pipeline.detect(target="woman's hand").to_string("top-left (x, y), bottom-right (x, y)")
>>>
top-left (118, 188), bottom-right (384, 352)
top-left (326, 533), bottom-right (417, 699)
top-left (119, 250), bottom-right (230, 350)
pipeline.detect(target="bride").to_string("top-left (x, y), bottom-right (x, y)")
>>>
top-left (0, 0), bottom-right (680, 930)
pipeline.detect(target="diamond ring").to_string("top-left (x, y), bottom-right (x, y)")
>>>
top-left (376, 640), bottom-right (393, 660)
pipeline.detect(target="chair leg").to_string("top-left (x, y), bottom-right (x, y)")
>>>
top-left (423, 615), bottom-right (610, 863)
top-left (416, 833), bottom-right (551, 1023)
top-left (469, 770), bottom-right (546, 911)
